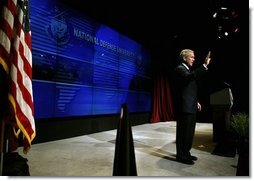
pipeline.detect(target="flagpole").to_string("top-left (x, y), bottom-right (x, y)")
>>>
top-left (0, 120), bottom-right (5, 175)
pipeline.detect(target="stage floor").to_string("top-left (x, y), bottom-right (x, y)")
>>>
top-left (18, 121), bottom-right (238, 176)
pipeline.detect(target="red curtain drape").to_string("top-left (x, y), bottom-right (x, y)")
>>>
top-left (150, 74), bottom-right (174, 123)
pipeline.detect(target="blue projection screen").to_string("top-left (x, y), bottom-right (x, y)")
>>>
top-left (31, 0), bottom-right (152, 118)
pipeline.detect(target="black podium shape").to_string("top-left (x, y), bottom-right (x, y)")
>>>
top-left (112, 103), bottom-right (137, 176)
top-left (210, 87), bottom-right (233, 141)
top-left (210, 87), bottom-right (233, 108)
top-left (210, 88), bottom-right (235, 157)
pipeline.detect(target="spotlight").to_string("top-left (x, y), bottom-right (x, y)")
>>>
top-left (213, 12), bottom-right (217, 18)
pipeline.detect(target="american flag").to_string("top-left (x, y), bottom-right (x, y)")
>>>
top-left (0, 0), bottom-right (35, 153)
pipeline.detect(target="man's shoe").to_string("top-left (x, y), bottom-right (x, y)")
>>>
top-left (176, 157), bottom-right (194, 165)
top-left (189, 155), bottom-right (198, 161)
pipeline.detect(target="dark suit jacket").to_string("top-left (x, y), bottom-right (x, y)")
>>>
top-left (171, 63), bottom-right (207, 116)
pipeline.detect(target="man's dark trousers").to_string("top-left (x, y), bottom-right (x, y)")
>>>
top-left (176, 113), bottom-right (196, 159)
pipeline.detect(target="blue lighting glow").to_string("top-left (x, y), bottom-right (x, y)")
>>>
top-left (31, 0), bottom-right (152, 118)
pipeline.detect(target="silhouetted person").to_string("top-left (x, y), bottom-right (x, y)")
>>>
top-left (171, 49), bottom-right (211, 164)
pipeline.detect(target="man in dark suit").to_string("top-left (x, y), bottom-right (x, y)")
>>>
top-left (171, 49), bottom-right (211, 164)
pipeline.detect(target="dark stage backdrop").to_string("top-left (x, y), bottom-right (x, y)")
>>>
top-left (31, 0), bottom-right (152, 119)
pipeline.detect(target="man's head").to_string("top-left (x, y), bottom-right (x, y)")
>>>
top-left (180, 49), bottom-right (195, 67)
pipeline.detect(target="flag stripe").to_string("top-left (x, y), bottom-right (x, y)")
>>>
top-left (0, 29), bottom-right (11, 55)
top-left (2, 5), bottom-right (15, 31)
top-left (6, 0), bottom-right (17, 14)
top-left (19, 31), bottom-right (32, 68)
top-left (14, 3), bottom-right (23, 35)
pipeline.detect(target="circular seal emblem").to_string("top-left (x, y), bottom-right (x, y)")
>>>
top-left (46, 10), bottom-right (70, 45)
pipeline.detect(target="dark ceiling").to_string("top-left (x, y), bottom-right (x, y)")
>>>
top-left (60, 0), bottom-right (245, 52)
